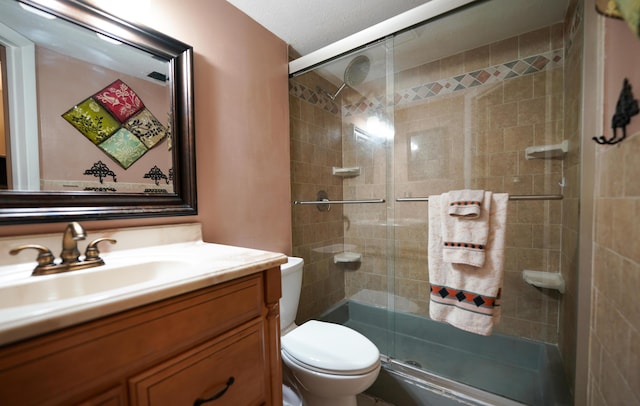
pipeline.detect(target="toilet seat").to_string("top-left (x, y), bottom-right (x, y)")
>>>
top-left (282, 348), bottom-right (380, 376)
top-left (281, 320), bottom-right (380, 376)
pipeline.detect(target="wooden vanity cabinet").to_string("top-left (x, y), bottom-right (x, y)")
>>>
top-left (0, 267), bottom-right (283, 406)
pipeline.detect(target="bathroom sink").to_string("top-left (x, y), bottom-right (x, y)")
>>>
top-left (0, 258), bottom-right (195, 309)
top-left (0, 243), bottom-right (247, 313)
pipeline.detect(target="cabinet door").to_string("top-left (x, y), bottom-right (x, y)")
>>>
top-left (76, 386), bottom-right (126, 406)
top-left (129, 320), bottom-right (267, 406)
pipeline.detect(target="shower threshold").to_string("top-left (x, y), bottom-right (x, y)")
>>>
top-left (320, 300), bottom-right (572, 406)
top-left (374, 357), bottom-right (528, 406)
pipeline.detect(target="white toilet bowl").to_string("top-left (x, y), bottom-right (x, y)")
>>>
top-left (280, 258), bottom-right (381, 406)
top-left (281, 320), bottom-right (380, 406)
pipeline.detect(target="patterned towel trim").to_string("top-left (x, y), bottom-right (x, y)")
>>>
top-left (443, 241), bottom-right (485, 251)
top-left (430, 284), bottom-right (501, 316)
top-left (449, 200), bottom-right (482, 207)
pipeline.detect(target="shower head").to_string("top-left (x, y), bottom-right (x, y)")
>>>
top-left (327, 55), bottom-right (371, 100)
top-left (344, 55), bottom-right (370, 87)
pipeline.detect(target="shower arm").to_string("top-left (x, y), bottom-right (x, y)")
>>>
top-left (327, 83), bottom-right (347, 100)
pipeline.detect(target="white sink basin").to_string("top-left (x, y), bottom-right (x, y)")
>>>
top-left (0, 259), bottom-right (193, 308)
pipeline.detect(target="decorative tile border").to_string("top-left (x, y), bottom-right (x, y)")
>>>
top-left (345, 49), bottom-right (564, 117)
top-left (290, 48), bottom-right (565, 119)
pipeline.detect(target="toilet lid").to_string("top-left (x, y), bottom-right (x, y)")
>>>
top-left (281, 320), bottom-right (379, 374)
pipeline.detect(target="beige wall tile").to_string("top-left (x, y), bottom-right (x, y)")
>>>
top-left (504, 75), bottom-right (534, 104)
top-left (533, 69), bottom-right (564, 98)
top-left (508, 223), bottom-right (533, 248)
top-left (518, 97), bottom-right (548, 126)
top-left (627, 324), bottom-right (640, 400)
top-left (619, 257), bottom-right (640, 326)
top-left (419, 59), bottom-right (443, 83)
top-left (612, 199), bottom-right (640, 263)
top-left (490, 36), bottom-right (519, 65)
top-left (489, 101), bottom-right (519, 130)
top-left (490, 152), bottom-right (518, 176)
top-left (625, 134), bottom-right (640, 196)
top-left (534, 120), bottom-right (564, 145)
top-left (517, 248), bottom-right (545, 270)
top-left (599, 351), bottom-right (638, 405)
top-left (441, 52), bottom-right (465, 77)
top-left (519, 27), bottom-right (551, 57)
top-left (551, 23), bottom-right (564, 50)
top-left (464, 44), bottom-right (491, 72)
top-left (506, 174), bottom-right (534, 195)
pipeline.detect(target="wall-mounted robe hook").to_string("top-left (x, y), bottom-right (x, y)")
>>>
top-left (594, 78), bottom-right (639, 145)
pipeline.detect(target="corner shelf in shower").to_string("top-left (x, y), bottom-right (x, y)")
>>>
top-left (332, 167), bottom-right (361, 177)
top-left (334, 252), bottom-right (362, 264)
top-left (525, 140), bottom-right (568, 160)
top-left (522, 270), bottom-right (565, 293)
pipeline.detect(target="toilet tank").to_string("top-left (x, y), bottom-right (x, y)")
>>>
top-left (280, 257), bottom-right (304, 332)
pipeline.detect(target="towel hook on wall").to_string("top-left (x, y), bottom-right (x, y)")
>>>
top-left (593, 78), bottom-right (639, 145)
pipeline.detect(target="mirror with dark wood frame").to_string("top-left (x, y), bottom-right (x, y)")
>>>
top-left (0, 0), bottom-right (196, 224)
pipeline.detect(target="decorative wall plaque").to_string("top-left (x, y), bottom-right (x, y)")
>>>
top-left (62, 80), bottom-right (167, 169)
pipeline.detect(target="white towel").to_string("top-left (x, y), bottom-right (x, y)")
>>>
top-left (428, 192), bottom-right (508, 336)
top-left (442, 191), bottom-right (492, 267)
top-left (448, 189), bottom-right (485, 218)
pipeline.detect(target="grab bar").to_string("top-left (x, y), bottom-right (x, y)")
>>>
top-left (396, 194), bottom-right (563, 202)
top-left (294, 198), bottom-right (385, 205)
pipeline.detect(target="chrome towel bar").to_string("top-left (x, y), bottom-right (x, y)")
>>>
top-left (294, 194), bottom-right (562, 207)
top-left (396, 194), bottom-right (563, 202)
top-left (294, 198), bottom-right (386, 205)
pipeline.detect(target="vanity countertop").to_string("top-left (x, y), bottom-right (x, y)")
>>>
top-left (0, 223), bottom-right (287, 347)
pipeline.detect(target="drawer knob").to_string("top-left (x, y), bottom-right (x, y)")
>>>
top-left (193, 376), bottom-right (235, 405)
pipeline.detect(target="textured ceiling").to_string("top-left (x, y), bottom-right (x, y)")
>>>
top-left (226, 0), bottom-right (569, 79)
top-left (225, 0), bottom-right (433, 56)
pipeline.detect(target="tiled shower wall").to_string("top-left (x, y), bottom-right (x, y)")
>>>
top-left (559, 0), bottom-right (583, 394)
top-left (341, 25), bottom-right (567, 343)
top-left (289, 72), bottom-right (346, 322)
top-left (290, 23), bottom-right (576, 344)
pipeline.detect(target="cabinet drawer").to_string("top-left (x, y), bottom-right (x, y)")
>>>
top-left (129, 320), bottom-right (267, 406)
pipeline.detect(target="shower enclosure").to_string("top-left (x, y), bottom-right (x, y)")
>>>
top-left (289, 1), bottom-right (581, 404)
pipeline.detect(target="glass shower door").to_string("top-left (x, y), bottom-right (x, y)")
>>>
top-left (292, 1), bottom-right (577, 404)
top-left (338, 38), bottom-right (397, 358)
top-left (384, 4), bottom-right (574, 402)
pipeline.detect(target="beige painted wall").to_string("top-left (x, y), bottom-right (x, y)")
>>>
top-left (0, 1), bottom-right (292, 256)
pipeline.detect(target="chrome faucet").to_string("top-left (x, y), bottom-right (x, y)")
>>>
top-left (9, 222), bottom-right (116, 276)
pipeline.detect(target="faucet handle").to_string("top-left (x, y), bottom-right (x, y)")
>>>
top-left (9, 245), bottom-right (56, 267)
top-left (84, 238), bottom-right (117, 261)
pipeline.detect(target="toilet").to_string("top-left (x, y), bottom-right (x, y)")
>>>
top-left (280, 257), bottom-right (381, 406)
